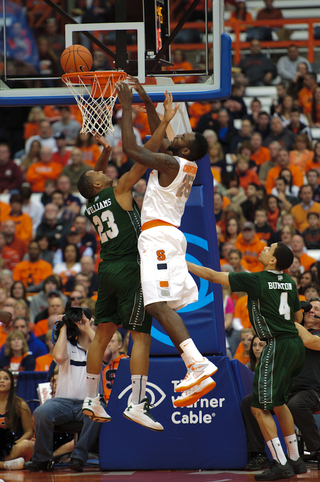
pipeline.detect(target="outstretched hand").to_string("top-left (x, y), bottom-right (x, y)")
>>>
top-left (127, 75), bottom-right (149, 102)
top-left (93, 131), bottom-right (111, 149)
top-left (116, 82), bottom-right (133, 106)
top-left (163, 90), bottom-right (179, 123)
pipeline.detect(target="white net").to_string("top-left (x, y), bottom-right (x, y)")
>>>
top-left (62, 71), bottom-right (127, 136)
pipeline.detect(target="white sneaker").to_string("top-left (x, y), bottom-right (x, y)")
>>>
top-left (175, 358), bottom-right (218, 392)
top-left (123, 397), bottom-right (164, 432)
top-left (4, 457), bottom-right (25, 470)
top-left (173, 377), bottom-right (216, 407)
top-left (82, 396), bottom-right (112, 422)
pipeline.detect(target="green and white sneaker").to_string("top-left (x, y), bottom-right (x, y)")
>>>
top-left (123, 397), bottom-right (164, 432)
top-left (82, 395), bottom-right (112, 422)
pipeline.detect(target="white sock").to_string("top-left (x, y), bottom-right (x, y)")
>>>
top-left (179, 338), bottom-right (204, 366)
top-left (181, 352), bottom-right (189, 369)
top-left (86, 373), bottom-right (100, 398)
top-left (267, 438), bottom-right (287, 466)
top-left (131, 375), bottom-right (148, 404)
top-left (285, 434), bottom-right (300, 461)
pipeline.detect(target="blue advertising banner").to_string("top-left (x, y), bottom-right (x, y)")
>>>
top-left (99, 356), bottom-right (252, 470)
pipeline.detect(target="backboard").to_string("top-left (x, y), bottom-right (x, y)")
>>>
top-left (0, 0), bottom-right (231, 106)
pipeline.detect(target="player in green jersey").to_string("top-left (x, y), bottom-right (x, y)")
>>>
top-left (187, 242), bottom-right (307, 481)
top-left (77, 92), bottom-right (179, 432)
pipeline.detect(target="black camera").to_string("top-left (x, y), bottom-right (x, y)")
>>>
top-left (52, 302), bottom-right (92, 345)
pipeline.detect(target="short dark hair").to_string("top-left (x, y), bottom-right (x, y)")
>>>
top-left (307, 211), bottom-right (319, 219)
top-left (188, 132), bottom-right (209, 161)
top-left (77, 171), bottom-right (95, 199)
top-left (273, 242), bottom-right (294, 270)
top-left (44, 275), bottom-right (60, 289)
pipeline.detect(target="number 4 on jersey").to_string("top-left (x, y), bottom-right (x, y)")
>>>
top-left (279, 292), bottom-right (290, 320)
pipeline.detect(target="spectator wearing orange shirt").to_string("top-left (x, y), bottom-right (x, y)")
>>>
top-left (291, 184), bottom-right (320, 233)
top-left (297, 72), bottom-right (317, 115)
top-left (291, 235), bottom-right (316, 273)
top-left (305, 141), bottom-right (320, 175)
top-left (233, 328), bottom-right (255, 366)
top-left (166, 49), bottom-right (193, 84)
top-left (13, 241), bottom-right (53, 292)
top-left (35, 330), bottom-right (55, 372)
top-left (195, 100), bottom-right (222, 133)
top-left (23, 107), bottom-right (45, 141)
top-left (26, 146), bottom-right (62, 193)
top-left (51, 132), bottom-right (70, 167)
top-left (265, 148), bottom-right (303, 194)
top-left (235, 155), bottom-right (260, 195)
top-left (2, 220), bottom-right (28, 261)
top-left (289, 134), bottom-right (314, 174)
top-left (235, 222), bottom-right (265, 272)
top-left (1, 194), bottom-right (33, 244)
top-left (0, 231), bottom-right (19, 272)
top-left (74, 132), bottom-right (101, 169)
top-left (305, 85), bottom-right (320, 127)
top-left (250, 132), bottom-right (270, 166)
top-left (229, 1), bottom-right (252, 33)
top-left (188, 101), bottom-right (211, 130)
top-left (34, 298), bottom-right (65, 338)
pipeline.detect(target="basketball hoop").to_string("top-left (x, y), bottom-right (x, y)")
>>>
top-left (61, 70), bottom-right (127, 136)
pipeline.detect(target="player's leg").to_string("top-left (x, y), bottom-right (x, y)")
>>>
top-left (273, 404), bottom-right (306, 473)
top-left (82, 322), bottom-right (117, 422)
top-left (140, 227), bottom-right (217, 397)
top-left (83, 261), bottom-right (119, 422)
top-left (122, 331), bottom-right (163, 431)
top-left (146, 301), bottom-right (217, 401)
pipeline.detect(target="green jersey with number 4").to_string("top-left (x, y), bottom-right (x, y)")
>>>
top-left (229, 270), bottom-right (301, 339)
top-left (85, 187), bottom-right (140, 261)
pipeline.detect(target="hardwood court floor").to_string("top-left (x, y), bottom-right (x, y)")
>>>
top-left (0, 462), bottom-right (320, 482)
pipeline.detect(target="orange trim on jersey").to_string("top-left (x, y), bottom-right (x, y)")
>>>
top-left (183, 164), bottom-right (197, 175)
top-left (141, 220), bottom-right (178, 231)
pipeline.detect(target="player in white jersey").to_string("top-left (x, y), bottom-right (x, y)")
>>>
top-left (116, 80), bottom-right (218, 408)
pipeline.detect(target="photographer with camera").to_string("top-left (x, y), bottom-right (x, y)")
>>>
top-left (24, 304), bottom-right (104, 473)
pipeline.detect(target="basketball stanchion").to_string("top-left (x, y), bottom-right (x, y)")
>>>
top-left (61, 70), bottom-right (127, 135)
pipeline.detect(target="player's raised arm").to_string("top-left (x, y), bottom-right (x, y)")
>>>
top-left (128, 76), bottom-right (169, 142)
top-left (93, 132), bottom-right (112, 172)
top-left (116, 82), bottom-right (179, 174)
top-left (187, 262), bottom-right (230, 286)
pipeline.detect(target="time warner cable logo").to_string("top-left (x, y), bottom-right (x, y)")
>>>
top-left (118, 381), bottom-right (226, 424)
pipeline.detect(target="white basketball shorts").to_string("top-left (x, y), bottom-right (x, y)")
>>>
top-left (138, 225), bottom-right (198, 311)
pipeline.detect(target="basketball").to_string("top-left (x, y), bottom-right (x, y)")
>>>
top-left (60, 45), bottom-right (93, 73)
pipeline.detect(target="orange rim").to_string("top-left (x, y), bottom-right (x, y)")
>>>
top-left (61, 70), bottom-right (127, 85)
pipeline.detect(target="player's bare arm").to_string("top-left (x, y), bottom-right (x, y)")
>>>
top-left (294, 310), bottom-right (303, 324)
top-left (187, 262), bottom-right (230, 286)
top-left (128, 75), bottom-right (171, 152)
top-left (295, 322), bottom-right (320, 350)
top-left (93, 132), bottom-right (112, 172)
top-left (117, 82), bottom-right (179, 176)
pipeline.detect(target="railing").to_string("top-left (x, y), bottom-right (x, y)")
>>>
top-left (170, 17), bottom-right (320, 64)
